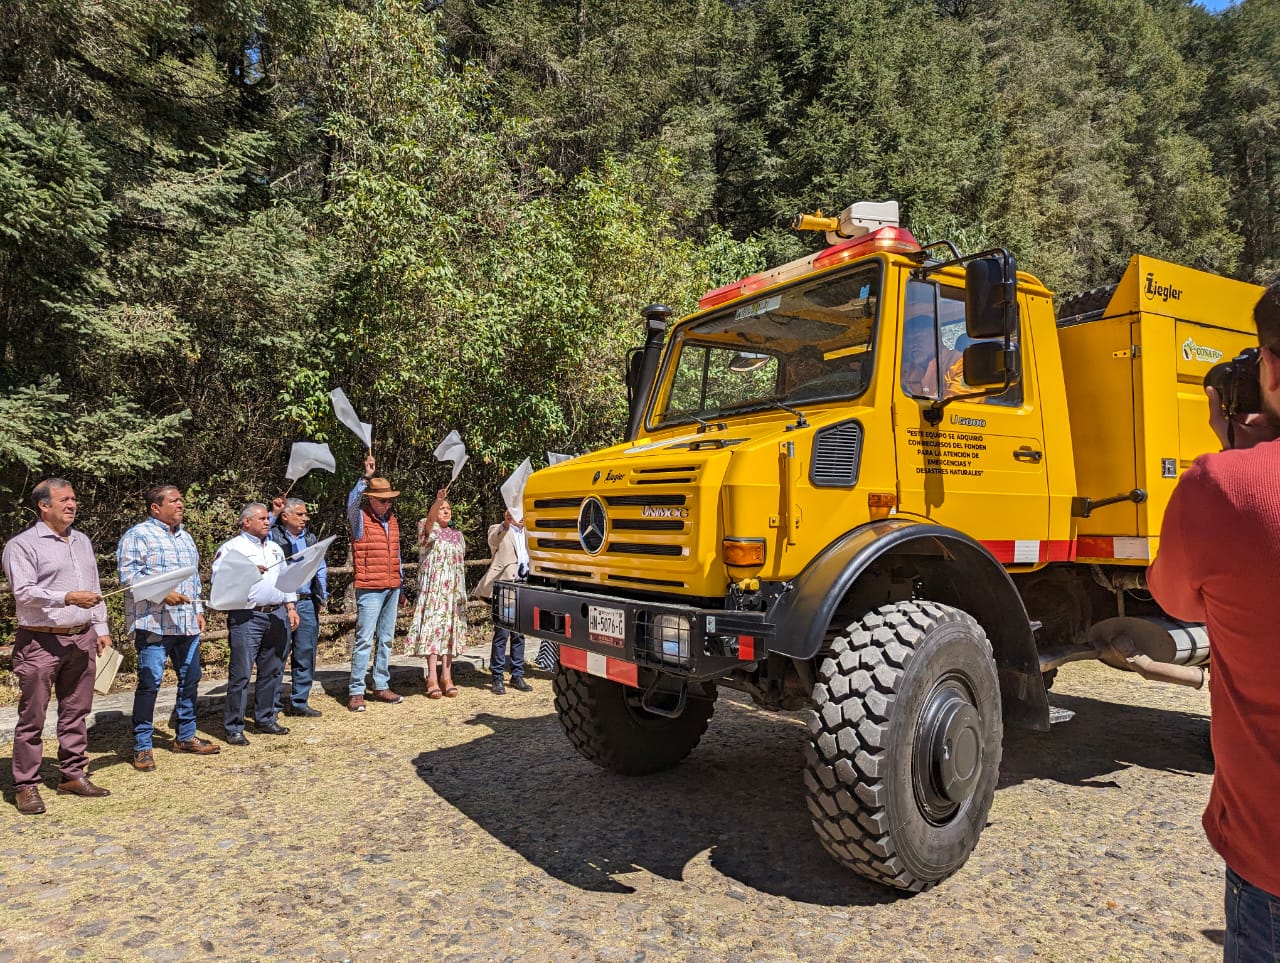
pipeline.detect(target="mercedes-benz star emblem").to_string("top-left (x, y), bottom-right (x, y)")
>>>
top-left (577, 496), bottom-right (607, 555)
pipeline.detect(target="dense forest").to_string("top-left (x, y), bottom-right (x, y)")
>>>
top-left (1, 0), bottom-right (1277, 554)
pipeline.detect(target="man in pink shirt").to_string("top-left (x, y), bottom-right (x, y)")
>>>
top-left (1148, 281), bottom-right (1280, 962)
top-left (2, 478), bottom-right (114, 814)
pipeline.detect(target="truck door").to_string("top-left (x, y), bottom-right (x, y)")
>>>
top-left (892, 278), bottom-right (1054, 565)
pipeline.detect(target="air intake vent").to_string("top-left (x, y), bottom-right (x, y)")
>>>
top-left (810, 420), bottom-right (863, 487)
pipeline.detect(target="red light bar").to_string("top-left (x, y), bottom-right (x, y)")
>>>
top-left (699, 272), bottom-right (770, 310)
top-left (698, 226), bottom-right (921, 310)
top-left (812, 226), bottom-right (921, 270)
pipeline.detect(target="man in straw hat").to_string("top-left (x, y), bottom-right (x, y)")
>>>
top-left (345, 454), bottom-right (405, 711)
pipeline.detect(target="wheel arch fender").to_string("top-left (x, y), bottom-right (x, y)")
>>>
top-left (767, 517), bottom-right (1050, 731)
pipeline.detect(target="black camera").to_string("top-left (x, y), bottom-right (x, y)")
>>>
top-left (1204, 346), bottom-right (1262, 418)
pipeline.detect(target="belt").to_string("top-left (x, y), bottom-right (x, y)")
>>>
top-left (243, 605), bottom-right (282, 614)
top-left (296, 592), bottom-right (312, 599)
top-left (20, 625), bottom-right (91, 636)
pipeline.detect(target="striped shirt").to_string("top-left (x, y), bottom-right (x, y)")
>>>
top-left (117, 517), bottom-right (204, 636)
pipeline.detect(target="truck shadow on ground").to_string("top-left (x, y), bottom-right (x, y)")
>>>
top-left (999, 692), bottom-right (1213, 789)
top-left (411, 690), bottom-right (1211, 905)
top-left (412, 701), bottom-right (902, 907)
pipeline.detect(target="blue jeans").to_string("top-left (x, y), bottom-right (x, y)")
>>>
top-left (350, 588), bottom-right (399, 695)
top-left (276, 596), bottom-right (320, 712)
top-left (224, 609), bottom-right (287, 735)
top-left (133, 631), bottom-right (201, 751)
top-left (491, 627), bottom-right (525, 684)
top-left (1225, 865), bottom-right (1280, 962)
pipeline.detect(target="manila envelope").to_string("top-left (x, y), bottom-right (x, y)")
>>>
top-left (93, 645), bottom-right (123, 696)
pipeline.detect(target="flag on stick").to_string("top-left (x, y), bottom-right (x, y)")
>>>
top-left (209, 553), bottom-right (264, 611)
top-left (500, 459), bottom-right (534, 523)
top-left (547, 451), bottom-right (573, 466)
top-left (104, 565), bottom-right (197, 603)
top-left (434, 430), bottom-right (469, 484)
top-left (275, 536), bottom-right (337, 594)
top-left (286, 442), bottom-right (337, 482)
top-left (330, 388), bottom-right (372, 450)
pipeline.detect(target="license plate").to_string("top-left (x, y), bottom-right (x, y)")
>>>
top-left (589, 605), bottom-right (626, 647)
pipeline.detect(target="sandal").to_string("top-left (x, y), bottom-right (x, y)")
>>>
top-left (443, 684), bottom-right (458, 698)
top-left (426, 686), bottom-right (443, 699)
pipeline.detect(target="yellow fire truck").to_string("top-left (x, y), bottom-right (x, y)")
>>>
top-left (490, 201), bottom-right (1265, 891)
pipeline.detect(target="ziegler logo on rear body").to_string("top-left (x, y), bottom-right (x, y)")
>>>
top-left (1145, 272), bottom-right (1183, 303)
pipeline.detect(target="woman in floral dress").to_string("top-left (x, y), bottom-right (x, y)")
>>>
top-left (406, 490), bottom-right (468, 697)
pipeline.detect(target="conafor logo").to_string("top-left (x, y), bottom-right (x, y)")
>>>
top-left (1144, 272), bottom-right (1183, 303)
top-left (1181, 338), bottom-right (1223, 364)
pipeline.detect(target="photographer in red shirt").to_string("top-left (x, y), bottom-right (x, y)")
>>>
top-left (1148, 280), bottom-right (1280, 962)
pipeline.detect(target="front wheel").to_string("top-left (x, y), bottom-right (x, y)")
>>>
top-left (804, 600), bottom-right (1003, 891)
top-left (553, 667), bottom-right (717, 775)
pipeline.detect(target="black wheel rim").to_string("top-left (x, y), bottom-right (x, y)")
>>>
top-left (912, 673), bottom-right (984, 825)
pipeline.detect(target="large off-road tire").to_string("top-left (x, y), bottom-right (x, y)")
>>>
top-left (553, 667), bottom-right (717, 775)
top-left (804, 600), bottom-right (1003, 891)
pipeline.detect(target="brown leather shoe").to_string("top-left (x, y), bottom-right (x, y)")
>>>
top-left (56, 776), bottom-right (110, 798)
top-left (348, 695), bottom-right (366, 712)
top-left (369, 688), bottom-right (403, 704)
top-left (173, 737), bottom-right (221, 755)
top-left (15, 786), bottom-right (45, 815)
top-left (132, 749), bottom-right (156, 772)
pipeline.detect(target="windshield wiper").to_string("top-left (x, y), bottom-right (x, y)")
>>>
top-left (756, 396), bottom-right (809, 430)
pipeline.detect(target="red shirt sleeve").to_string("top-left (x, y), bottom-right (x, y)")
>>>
top-left (1147, 458), bottom-right (1213, 623)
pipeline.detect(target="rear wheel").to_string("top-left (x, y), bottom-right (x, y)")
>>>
top-left (804, 600), bottom-right (1002, 891)
top-left (553, 667), bottom-right (717, 775)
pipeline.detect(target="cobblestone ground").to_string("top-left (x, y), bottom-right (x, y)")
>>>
top-left (0, 660), bottom-right (1219, 962)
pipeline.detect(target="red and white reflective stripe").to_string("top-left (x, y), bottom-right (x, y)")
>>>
top-left (980, 539), bottom-right (1072, 564)
top-left (738, 634), bottom-right (755, 661)
top-left (1075, 536), bottom-right (1150, 561)
top-left (981, 536), bottom-right (1150, 563)
top-left (560, 644), bottom-right (639, 688)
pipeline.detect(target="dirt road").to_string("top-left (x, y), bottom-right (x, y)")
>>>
top-left (0, 660), bottom-right (1219, 961)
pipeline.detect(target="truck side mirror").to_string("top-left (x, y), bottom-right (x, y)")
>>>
top-left (965, 255), bottom-right (1018, 339)
top-left (962, 341), bottom-right (1018, 387)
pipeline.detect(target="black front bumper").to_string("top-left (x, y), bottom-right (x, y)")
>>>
top-left (492, 580), bottom-right (775, 682)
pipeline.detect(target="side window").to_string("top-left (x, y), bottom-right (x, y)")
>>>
top-left (902, 281), bottom-right (1023, 406)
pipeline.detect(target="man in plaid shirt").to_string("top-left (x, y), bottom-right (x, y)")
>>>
top-left (117, 485), bottom-right (220, 771)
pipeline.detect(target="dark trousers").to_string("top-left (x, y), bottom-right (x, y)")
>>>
top-left (11, 628), bottom-right (97, 789)
top-left (1225, 865), bottom-right (1280, 962)
top-left (224, 609), bottom-right (287, 735)
top-left (276, 597), bottom-right (319, 713)
top-left (490, 627), bottom-right (525, 683)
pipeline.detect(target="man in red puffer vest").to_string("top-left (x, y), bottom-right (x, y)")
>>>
top-left (345, 453), bottom-right (405, 712)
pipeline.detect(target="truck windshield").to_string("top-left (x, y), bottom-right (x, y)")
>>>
top-left (654, 263), bottom-right (881, 428)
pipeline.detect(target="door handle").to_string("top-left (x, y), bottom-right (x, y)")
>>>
top-left (1013, 447), bottom-right (1043, 463)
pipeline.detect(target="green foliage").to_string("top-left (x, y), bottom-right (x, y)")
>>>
top-left (0, 0), bottom-right (1272, 550)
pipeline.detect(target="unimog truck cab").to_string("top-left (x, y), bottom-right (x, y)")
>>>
top-left (491, 201), bottom-right (1264, 891)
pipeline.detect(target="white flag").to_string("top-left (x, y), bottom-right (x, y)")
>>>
top-left (500, 458), bottom-right (534, 522)
top-left (209, 552), bottom-right (264, 611)
top-left (547, 451), bottom-right (573, 466)
top-left (286, 442), bottom-right (337, 481)
top-left (275, 535), bottom-right (337, 594)
top-left (434, 430), bottom-right (469, 483)
top-left (125, 565), bottom-right (198, 604)
top-left (329, 388), bottom-right (372, 450)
